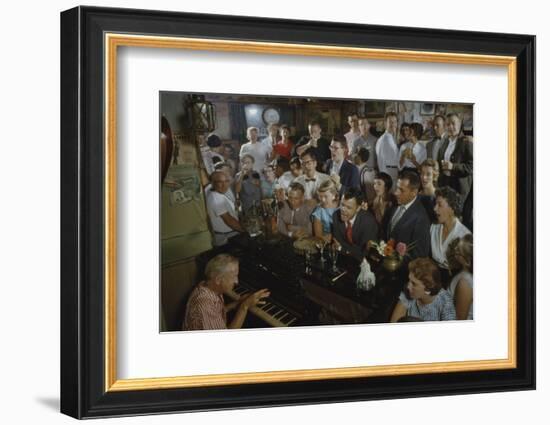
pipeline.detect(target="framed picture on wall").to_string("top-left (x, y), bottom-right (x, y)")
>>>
top-left (61, 6), bottom-right (535, 419)
top-left (421, 102), bottom-right (436, 115)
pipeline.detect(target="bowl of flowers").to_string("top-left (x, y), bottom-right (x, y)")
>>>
top-left (368, 239), bottom-right (409, 272)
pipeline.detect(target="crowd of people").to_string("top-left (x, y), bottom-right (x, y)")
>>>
top-left (183, 111), bottom-right (474, 330)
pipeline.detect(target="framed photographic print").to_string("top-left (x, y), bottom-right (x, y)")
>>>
top-left (60, 5), bottom-right (535, 419)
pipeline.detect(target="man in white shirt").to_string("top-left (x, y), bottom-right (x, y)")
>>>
top-left (344, 113), bottom-right (361, 154)
top-left (206, 171), bottom-right (244, 246)
top-left (261, 123), bottom-right (280, 149)
top-left (293, 149), bottom-right (330, 202)
top-left (376, 111), bottom-right (399, 189)
top-left (239, 127), bottom-right (272, 173)
top-left (398, 122), bottom-right (427, 170)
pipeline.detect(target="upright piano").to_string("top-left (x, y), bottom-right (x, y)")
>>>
top-left (197, 234), bottom-right (404, 328)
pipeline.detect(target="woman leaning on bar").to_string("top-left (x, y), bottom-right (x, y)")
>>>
top-left (390, 257), bottom-right (456, 322)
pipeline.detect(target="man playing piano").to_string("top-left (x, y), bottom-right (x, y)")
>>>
top-left (183, 254), bottom-right (270, 330)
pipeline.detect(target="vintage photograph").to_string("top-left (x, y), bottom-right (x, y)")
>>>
top-left (160, 92), bottom-right (474, 332)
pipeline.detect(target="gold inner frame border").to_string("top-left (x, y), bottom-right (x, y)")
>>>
top-left (104, 33), bottom-right (517, 392)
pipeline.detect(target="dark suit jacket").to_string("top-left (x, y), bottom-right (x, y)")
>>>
top-left (324, 159), bottom-right (360, 197)
top-left (385, 197), bottom-right (431, 260)
top-left (332, 209), bottom-right (378, 261)
top-left (437, 136), bottom-right (473, 204)
top-left (426, 136), bottom-right (443, 160)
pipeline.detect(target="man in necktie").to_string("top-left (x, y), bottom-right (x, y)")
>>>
top-left (325, 135), bottom-right (360, 197)
top-left (276, 182), bottom-right (315, 239)
top-left (426, 115), bottom-right (446, 160)
top-left (293, 148), bottom-right (330, 204)
top-left (345, 220), bottom-right (353, 244)
top-left (332, 188), bottom-right (378, 262)
top-left (385, 170), bottom-right (431, 260)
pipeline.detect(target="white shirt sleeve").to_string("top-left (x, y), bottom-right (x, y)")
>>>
top-left (209, 192), bottom-right (230, 217)
top-left (416, 143), bottom-right (427, 165)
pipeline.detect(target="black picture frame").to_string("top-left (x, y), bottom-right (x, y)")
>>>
top-left (61, 5), bottom-right (536, 419)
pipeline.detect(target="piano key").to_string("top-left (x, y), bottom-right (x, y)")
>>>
top-left (281, 315), bottom-right (295, 325)
top-left (263, 305), bottom-right (277, 314)
top-left (285, 318), bottom-right (297, 326)
top-left (272, 309), bottom-right (286, 320)
top-left (233, 286), bottom-right (249, 295)
top-left (277, 312), bottom-right (289, 322)
top-left (259, 302), bottom-right (273, 311)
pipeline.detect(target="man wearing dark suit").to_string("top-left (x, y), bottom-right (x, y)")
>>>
top-left (332, 188), bottom-right (378, 262)
top-left (426, 114), bottom-right (446, 160)
top-left (293, 121), bottom-right (331, 168)
top-left (325, 135), bottom-right (360, 197)
top-left (437, 113), bottom-right (473, 208)
top-left (385, 170), bottom-right (431, 259)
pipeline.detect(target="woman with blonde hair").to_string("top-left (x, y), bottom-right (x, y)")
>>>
top-left (419, 159), bottom-right (439, 196)
top-left (311, 179), bottom-right (339, 243)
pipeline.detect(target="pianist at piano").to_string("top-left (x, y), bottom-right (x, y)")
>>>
top-left (183, 254), bottom-right (270, 330)
top-left (159, 92), bottom-right (475, 331)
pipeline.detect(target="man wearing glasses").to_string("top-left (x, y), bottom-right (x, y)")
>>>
top-left (293, 148), bottom-right (330, 203)
top-left (325, 135), bottom-right (360, 197)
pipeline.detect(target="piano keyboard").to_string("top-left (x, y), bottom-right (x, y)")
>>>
top-left (226, 284), bottom-right (299, 327)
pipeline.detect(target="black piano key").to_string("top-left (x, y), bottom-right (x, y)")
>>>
top-left (281, 315), bottom-right (296, 325)
top-left (272, 309), bottom-right (286, 320)
top-left (259, 302), bottom-right (273, 311)
top-left (277, 312), bottom-right (289, 322)
top-left (263, 305), bottom-right (277, 314)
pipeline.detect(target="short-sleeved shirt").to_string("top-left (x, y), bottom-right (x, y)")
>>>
top-left (311, 206), bottom-right (337, 234)
top-left (206, 189), bottom-right (239, 246)
top-left (236, 172), bottom-right (262, 213)
top-left (183, 283), bottom-right (227, 330)
top-left (345, 130), bottom-right (362, 153)
top-left (398, 289), bottom-right (456, 321)
top-left (273, 140), bottom-right (294, 160)
top-left (448, 271), bottom-right (474, 320)
top-left (276, 171), bottom-right (296, 191)
top-left (239, 142), bottom-right (272, 172)
top-left (352, 133), bottom-right (378, 169)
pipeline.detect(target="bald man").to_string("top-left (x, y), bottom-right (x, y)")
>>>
top-left (206, 171), bottom-right (243, 246)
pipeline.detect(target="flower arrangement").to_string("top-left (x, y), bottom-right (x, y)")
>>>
top-left (370, 239), bottom-right (407, 258)
top-left (368, 239), bottom-right (409, 271)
